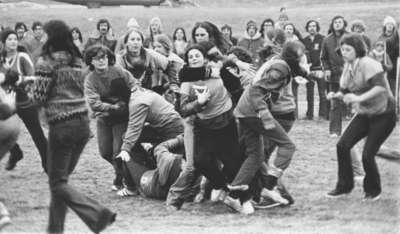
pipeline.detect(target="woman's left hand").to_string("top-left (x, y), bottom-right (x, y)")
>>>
top-left (343, 93), bottom-right (361, 104)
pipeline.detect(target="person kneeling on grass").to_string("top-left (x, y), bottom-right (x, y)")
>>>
top-left (326, 34), bottom-right (396, 201)
top-left (0, 85), bottom-right (19, 231)
top-left (122, 134), bottom-right (200, 200)
top-left (116, 86), bottom-right (184, 196)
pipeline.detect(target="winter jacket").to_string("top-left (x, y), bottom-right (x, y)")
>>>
top-left (321, 32), bottom-right (347, 83)
top-left (377, 30), bottom-right (399, 80)
top-left (238, 32), bottom-right (264, 64)
top-left (303, 33), bottom-right (325, 71)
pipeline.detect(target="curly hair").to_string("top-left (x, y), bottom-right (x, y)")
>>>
top-left (305, 20), bottom-right (320, 32)
top-left (84, 44), bottom-right (116, 70)
top-left (96, 18), bottom-right (110, 31)
top-left (41, 20), bottom-right (82, 64)
top-left (227, 46), bottom-right (253, 64)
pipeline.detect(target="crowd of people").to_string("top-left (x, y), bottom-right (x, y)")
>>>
top-left (0, 8), bottom-right (399, 233)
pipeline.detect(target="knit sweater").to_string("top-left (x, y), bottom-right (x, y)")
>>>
top-left (32, 51), bottom-right (88, 124)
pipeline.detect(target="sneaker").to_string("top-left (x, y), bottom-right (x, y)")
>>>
top-left (329, 133), bottom-right (339, 138)
top-left (241, 200), bottom-right (255, 215)
top-left (363, 193), bottom-right (381, 202)
top-left (210, 189), bottom-right (227, 202)
top-left (193, 191), bottom-right (205, 203)
top-left (223, 196), bottom-right (243, 213)
top-left (116, 188), bottom-right (138, 197)
top-left (0, 215), bottom-right (11, 230)
top-left (111, 184), bottom-right (124, 192)
top-left (326, 188), bottom-right (352, 198)
top-left (252, 197), bottom-right (281, 209)
top-left (354, 176), bottom-right (364, 184)
top-left (227, 184), bottom-right (249, 191)
top-left (261, 187), bottom-right (289, 205)
top-left (166, 204), bottom-right (180, 212)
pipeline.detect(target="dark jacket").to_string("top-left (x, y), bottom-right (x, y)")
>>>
top-left (377, 30), bottom-right (399, 80)
top-left (84, 33), bottom-right (117, 52)
top-left (321, 32), bottom-right (347, 83)
top-left (303, 33), bottom-right (325, 71)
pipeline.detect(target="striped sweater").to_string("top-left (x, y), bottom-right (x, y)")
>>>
top-left (32, 51), bottom-right (88, 124)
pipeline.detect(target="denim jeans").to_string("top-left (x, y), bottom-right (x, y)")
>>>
top-left (335, 111), bottom-right (396, 195)
top-left (9, 105), bottom-right (47, 170)
top-left (232, 117), bottom-right (295, 187)
top-left (327, 82), bottom-right (343, 135)
top-left (96, 118), bottom-right (127, 186)
top-left (166, 118), bottom-right (201, 206)
top-left (47, 116), bottom-right (115, 233)
top-left (292, 80), bottom-right (316, 119)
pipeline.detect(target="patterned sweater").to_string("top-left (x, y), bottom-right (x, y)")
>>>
top-left (32, 51), bottom-right (88, 124)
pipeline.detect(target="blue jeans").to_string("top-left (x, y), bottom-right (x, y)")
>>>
top-left (47, 116), bottom-right (115, 233)
top-left (96, 118), bottom-right (127, 186)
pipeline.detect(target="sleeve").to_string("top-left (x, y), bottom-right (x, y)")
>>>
top-left (320, 38), bottom-right (330, 71)
top-left (84, 75), bottom-right (114, 112)
top-left (367, 72), bottom-right (386, 88)
top-left (120, 102), bottom-right (149, 152)
top-left (19, 53), bottom-right (34, 76)
top-left (383, 54), bottom-right (393, 72)
top-left (115, 54), bottom-right (126, 69)
top-left (363, 59), bottom-right (384, 82)
top-left (32, 58), bottom-right (53, 105)
top-left (154, 51), bottom-right (179, 88)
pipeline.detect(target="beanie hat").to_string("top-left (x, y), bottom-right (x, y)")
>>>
top-left (246, 20), bottom-right (257, 31)
top-left (350, 19), bottom-right (366, 32)
top-left (154, 34), bottom-right (172, 52)
top-left (1, 28), bottom-right (17, 44)
top-left (127, 17), bottom-right (140, 30)
top-left (383, 16), bottom-right (397, 27)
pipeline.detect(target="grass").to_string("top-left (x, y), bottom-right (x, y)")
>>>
top-left (0, 2), bottom-right (400, 234)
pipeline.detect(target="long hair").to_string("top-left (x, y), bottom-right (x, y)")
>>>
top-left (259, 18), bottom-right (275, 37)
top-left (327, 15), bottom-right (347, 35)
top-left (191, 21), bottom-right (231, 54)
top-left (172, 27), bottom-right (187, 42)
top-left (71, 27), bottom-right (83, 43)
top-left (283, 22), bottom-right (303, 41)
top-left (305, 20), bottom-right (320, 33)
top-left (41, 20), bottom-right (82, 64)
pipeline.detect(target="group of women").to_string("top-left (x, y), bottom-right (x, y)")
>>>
top-left (0, 13), bottom-right (397, 233)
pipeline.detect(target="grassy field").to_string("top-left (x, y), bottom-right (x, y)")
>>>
top-left (0, 2), bottom-right (400, 234)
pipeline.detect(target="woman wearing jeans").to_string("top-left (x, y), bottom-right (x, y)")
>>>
top-left (32, 20), bottom-right (115, 233)
top-left (326, 34), bottom-right (396, 200)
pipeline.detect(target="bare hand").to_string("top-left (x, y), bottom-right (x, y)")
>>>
top-left (0, 90), bottom-right (16, 109)
top-left (324, 70), bottom-right (331, 81)
top-left (327, 91), bottom-right (343, 100)
top-left (116, 150), bottom-right (131, 162)
top-left (195, 88), bottom-right (210, 105)
top-left (343, 93), bottom-right (360, 104)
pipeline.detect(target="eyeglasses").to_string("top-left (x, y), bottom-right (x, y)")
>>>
top-left (92, 55), bottom-right (108, 61)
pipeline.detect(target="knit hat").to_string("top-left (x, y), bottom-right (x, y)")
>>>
top-left (383, 16), bottom-right (396, 27)
top-left (126, 17), bottom-right (140, 30)
top-left (246, 20), bottom-right (257, 31)
top-left (154, 34), bottom-right (172, 52)
top-left (1, 28), bottom-right (17, 44)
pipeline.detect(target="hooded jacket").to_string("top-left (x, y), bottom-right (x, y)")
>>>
top-left (238, 31), bottom-right (264, 63)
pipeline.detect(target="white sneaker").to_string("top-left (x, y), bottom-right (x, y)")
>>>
top-left (223, 196), bottom-right (243, 213)
top-left (210, 189), bottom-right (227, 202)
top-left (0, 215), bottom-right (11, 230)
top-left (241, 200), bottom-right (255, 215)
top-left (354, 176), bottom-right (364, 184)
top-left (261, 187), bottom-right (289, 205)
